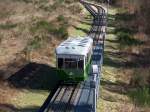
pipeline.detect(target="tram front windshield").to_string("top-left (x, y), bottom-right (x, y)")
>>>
top-left (58, 58), bottom-right (84, 70)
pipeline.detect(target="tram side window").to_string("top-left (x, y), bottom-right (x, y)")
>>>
top-left (58, 58), bottom-right (63, 68)
top-left (78, 60), bottom-right (84, 70)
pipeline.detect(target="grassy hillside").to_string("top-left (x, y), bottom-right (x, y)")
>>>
top-left (0, 0), bottom-right (149, 112)
top-left (0, 0), bottom-right (85, 111)
top-left (98, 6), bottom-right (150, 112)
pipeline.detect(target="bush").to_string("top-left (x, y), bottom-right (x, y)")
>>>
top-left (57, 15), bottom-right (69, 27)
top-left (57, 15), bottom-right (65, 22)
top-left (55, 26), bottom-right (68, 39)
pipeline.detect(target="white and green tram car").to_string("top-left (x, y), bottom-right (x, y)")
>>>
top-left (55, 36), bottom-right (93, 81)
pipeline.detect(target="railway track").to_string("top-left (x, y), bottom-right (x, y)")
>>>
top-left (39, 1), bottom-right (107, 112)
top-left (45, 77), bottom-right (96, 112)
top-left (42, 76), bottom-right (99, 112)
top-left (44, 84), bottom-right (79, 112)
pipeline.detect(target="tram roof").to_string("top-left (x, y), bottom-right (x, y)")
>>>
top-left (56, 36), bottom-right (93, 56)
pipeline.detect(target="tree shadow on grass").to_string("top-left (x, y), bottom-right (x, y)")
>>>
top-left (101, 79), bottom-right (150, 106)
top-left (18, 106), bottom-right (39, 112)
top-left (102, 9), bottom-right (150, 106)
top-left (8, 62), bottom-right (60, 90)
top-left (103, 53), bottom-right (124, 68)
top-left (107, 19), bottom-right (116, 27)
top-left (0, 103), bottom-right (39, 112)
top-left (7, 63), bottom-right (61, 112)
top-left (104, 50), bottom-right (150, 68)
top-left (107, 14), bottom-right (116, 27)
top-left (101, 79), bottom-right (128, 95)
top-left (100, 79), bottom-right (129, 102)
top-left (115, 13), bottom-right (135, 21)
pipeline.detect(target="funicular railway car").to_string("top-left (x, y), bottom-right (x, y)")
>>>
top-left (55, 36), bottom-right (93, 81)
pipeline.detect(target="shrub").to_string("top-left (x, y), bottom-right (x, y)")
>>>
top-left (57, 15), bottom-right (69, 27)
top-left (55, 26), bottom-right (68, 39)
top-left (36, 21), bottom-right (51, 30)
top-left (57, 15), bottom-right (65, 22)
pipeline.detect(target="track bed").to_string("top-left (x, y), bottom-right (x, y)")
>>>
top-left (44, 75), bottom-right (98, 112)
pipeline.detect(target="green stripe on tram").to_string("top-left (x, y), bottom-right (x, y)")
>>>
top-left (57, 56), bottom-right (92, 82)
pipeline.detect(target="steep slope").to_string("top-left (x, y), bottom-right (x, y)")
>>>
top-left (0, 0), bottom-right (85, 111)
